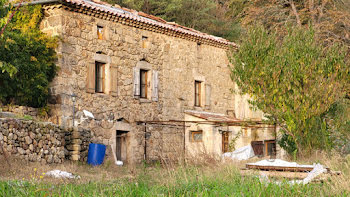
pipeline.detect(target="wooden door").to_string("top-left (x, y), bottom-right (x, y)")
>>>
top-left (116, 136), bottom-right (122, 160)
top-left (222, 132), bottom-right (229, 153)
top-left (116, 131), bottom-right (128, 161)
top-left (251, 141), bottom-right (264, 156)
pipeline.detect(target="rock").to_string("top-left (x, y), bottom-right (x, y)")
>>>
top-left (71, 132), bottom-right (81, 139)
top-left (29, 144), bottom-right (34, 151)
top-left (25, 136), bottom-right (32, 144)
top-left (70, 154), bottom-right (80, 161)
top-left (13, 134), bottom-right (17, 140)
top-left (8, 133), bottom-right (13, 140)
top-left (47, 155), bottom-right (53, 164)
top-left (66, 144), bottom-right (81, 151)
top-left (38, 140), bottom-right (43, 148)
top-left (22, 144), bottom-right (28, 150)
top-left (29, 132), bottom-right (36, 139)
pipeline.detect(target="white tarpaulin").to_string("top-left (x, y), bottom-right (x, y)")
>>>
top-left (222, 145), bottom-right (255, 160)
top-left (45, 170), bottom-right (80, 179)
top-left (247, 159), bottom-right (315, 168)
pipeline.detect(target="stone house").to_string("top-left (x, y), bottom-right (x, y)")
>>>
top-left (30, 0), bottom-right (279, 164)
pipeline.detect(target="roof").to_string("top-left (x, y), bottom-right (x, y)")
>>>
top-left (184, 110), bottom-right (239, 122)
top-left (33, 0), bottom-right (238, 49)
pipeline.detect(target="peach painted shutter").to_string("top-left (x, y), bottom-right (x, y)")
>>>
top-left (86, 62), bottom-right (95, 93)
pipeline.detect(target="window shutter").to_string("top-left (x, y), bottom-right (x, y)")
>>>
top-left (205, 84), bottom-right (211, 107)
top-left (133, 67), bottom-right (140, 98)
top-left (86, 62), bottom-right (95, 93)
top-left (152, 70), bottom-right (159, 101)
top-left (111, 65), bottom-right (118, 97)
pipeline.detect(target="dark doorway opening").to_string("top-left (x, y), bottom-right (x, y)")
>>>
top-left (116, 130), bottom-right (129, 162)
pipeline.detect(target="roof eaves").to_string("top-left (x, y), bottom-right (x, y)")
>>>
top-left (29, 0), bottom-right (238, 48)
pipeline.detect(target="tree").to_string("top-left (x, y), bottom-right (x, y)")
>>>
top-left (230, 0), bottom-right (350, 51)
top-left (229, 26), bottom-right (349, 155)
top-left (0, 0), bottom-right (17, 77)
top-left (0, 4), bottom-right (57, 107)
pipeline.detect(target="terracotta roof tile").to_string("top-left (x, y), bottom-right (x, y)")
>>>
top-left (57, 0), bottom-right (238, 48)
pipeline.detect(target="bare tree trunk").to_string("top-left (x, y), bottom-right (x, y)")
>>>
top-left (290, 0), bottom-right (302, 26)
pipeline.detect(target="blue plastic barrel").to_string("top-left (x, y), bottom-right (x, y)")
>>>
top-left (87, 143), bottom-right (106, 166)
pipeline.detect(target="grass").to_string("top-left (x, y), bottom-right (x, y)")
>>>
top-left (0, 163), bottom-right (347, 196)
top-left (0, 170), bottom-right (332, 196)
top-left (0, 153), bottom-right (350, 196)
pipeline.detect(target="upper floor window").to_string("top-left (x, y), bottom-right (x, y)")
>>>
top-left (195, 80), bottom-right (202, 107)
top-left (140, 69), bottom-right (148, 98)
top-left (97, 26), bottom-right (103, 40)
top-left (95, 62), bottom-right (105, 93)
top-left (142, 36), bottom-right (148, 48)
top-left (133, 61), bottom-right (159, 101)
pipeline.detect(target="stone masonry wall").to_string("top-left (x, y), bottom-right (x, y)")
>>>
top-left (39, 5), bottom-right (235, 164)
top-left (0, 118), bottom-right (92, 163)
top-left (0, 105), bottom-right (40, 120)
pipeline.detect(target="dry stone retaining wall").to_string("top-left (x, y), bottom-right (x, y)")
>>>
top-left (0, 105), bottom-right (40, 119)
top-left (0, 118), bottom-right (92, 163)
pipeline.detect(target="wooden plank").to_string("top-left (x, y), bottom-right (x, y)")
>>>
top-left (241, 169), bottom-right (309, 179)
top-left (246, 164), bottom-right (330, 172)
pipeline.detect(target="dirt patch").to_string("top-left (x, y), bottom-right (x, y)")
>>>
top-left (0, 156), bottom-right (138, 184)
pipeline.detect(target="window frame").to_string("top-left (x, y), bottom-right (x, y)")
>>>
top-left (95, 61), bottom-right (105, 93)
top-left (194, 80), bottom-right (202, 107)
top-left (191, 130), bottom-right (203, 142)
top-left (140, 69), bottom-right (148, 99)
top-left (97, 25), bottom-right (104, 40)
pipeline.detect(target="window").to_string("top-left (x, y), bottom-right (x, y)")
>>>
top-left (140, 69), bottom-right (148, 98)
top-left (191, 131), bottom-right (203, 142)
top-left (133, 61), bottom-right (159, 101)
top-left (142, 36), bottom-right (148, 48)
top-left (97, 26), bottom-right (103, 40)
top-left (265, 140), bottom-right (276, 156)
top-left (95, 62), bottom-right (105, 93)
top-left (194, 81), bottom-right (202, 106)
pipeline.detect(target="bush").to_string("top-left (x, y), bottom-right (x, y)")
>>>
top-left (0, 4), bottom-right (57, 108)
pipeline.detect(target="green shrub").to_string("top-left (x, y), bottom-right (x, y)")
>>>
top-left (0, 4), bottom-right (57, 108)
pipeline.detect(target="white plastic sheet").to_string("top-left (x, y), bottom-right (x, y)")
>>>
top-left (222, 145), bottom-right (255, 160)
top-left (45, 170), bottom-right (80, 179)
top-left (247, 159), bottom-right (314, 168)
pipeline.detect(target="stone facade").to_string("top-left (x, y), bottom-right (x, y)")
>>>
top-left (32, 1), bottom-right (279, 164)
top-left (38, 3), bottom-right (237, 164)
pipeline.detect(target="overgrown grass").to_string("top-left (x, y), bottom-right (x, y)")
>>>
top-left (0, 164), bottom-right (345, 197)
top-left (1, 152), bottom-right (350, 196)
